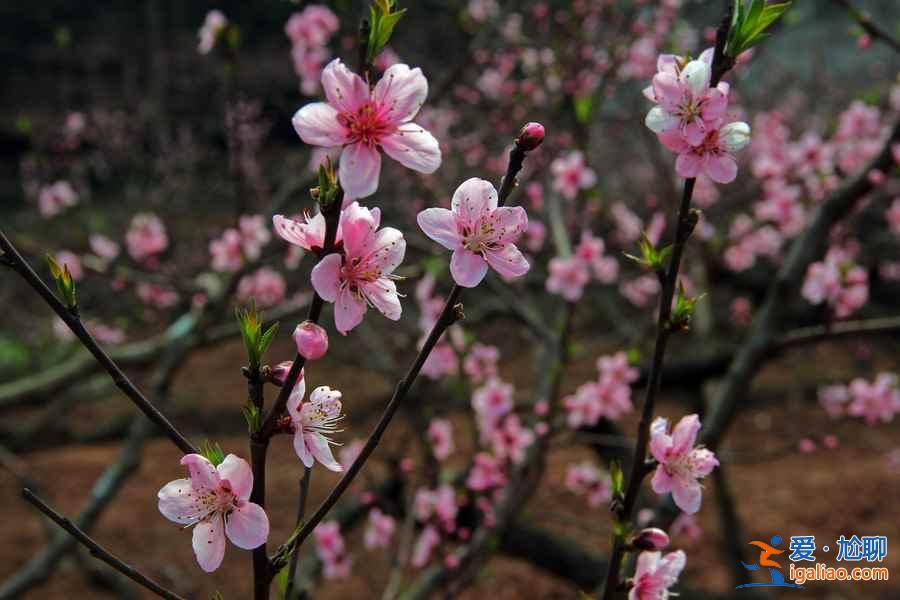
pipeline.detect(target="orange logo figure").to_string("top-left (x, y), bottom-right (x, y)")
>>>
top-left (748, 539), bottom-right (785, 569)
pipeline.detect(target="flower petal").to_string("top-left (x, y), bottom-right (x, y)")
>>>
top-left (334, 286), bottom-right (366, 334)
top-left (292, 103), bottom-right (348, 147)
top-left (158, 478), bottom-right (208, 525)
top-left (672, 480), bottom-right (702, 514)
top-left (225, 502), bottom-right (270, 550)
top-left (488, 206), bottom-right (528, 245)
top-left (373, 64), bottom-right (428, 124)
top-left (417, 207), bottom-right (461, 250)
top-left (645, 106), bottom-right (678, 134)
top-left (310, 253), bottom-right (343, 302)
top-left (675, 152), bottom-right (703, 179)
top-left (273, 214), bottom-right (321, 251)
top-left (451, 178), bottom-right (498, 225)
top-left (340, 142), bottom-right (381, 199)
top-left (650, 465), bottom-right (674, 494)
top-left (361, 279), bottom-right (402, 321)
top-left (380, 124), bottom-right (441, 174)
top-left (450, 249), bottom-right (489, 288)
top-left (307, 432), bottom-right (344, 472)
top-left (192, 514), bottom-right (227, 573)
top-left (705, 154), bottom-right (738, 184)
top-left (181, 454), bottom-right (219, 491)
top-left (294, 429), bottom-right (314, 468)
top-left (484, 244), bottom-right (530, 279)
top-left (287, 375), bottom-right (308, 420)
top-left (680, 59), bottom-right (710, 97)
top-left (364, 226), bottom-right (406, 274)
top-left (321, 58), bottom-right (369, 114)
top-left (340, 201), bottom-right (378, 258)
top-left (217, 454), bottom-right (253, 502)
top-left (671, 414), bottom-right (701, 455)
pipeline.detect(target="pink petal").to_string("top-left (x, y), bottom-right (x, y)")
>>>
top-left (181, 454), bottom-right (219, 491)
top-left (339, 142), bottom-right (382, 198)
top-left (307, 433), bottom-right (343, 472)
top-left (450, 249), bottom-right (489, 288)
top-left (701, 88), bottom-right (727, 121)
top-left (672, 480), bottom-right (702, 514)
top-left (291, 103), bottom-right (348, 147)
top-left (310, 253), bottom-right (343, 302)
top-left (225, 502), bottom-right (269, 550)
top-left (334, 286), bottom-right (367, 334)
top-left (192, 515), bottom-right (227, 573)
top-left (340, 202), bottom-right (378, 258)
top-left (364, 226), bottom-right (406, 274)
top-left (294, 429), bottom-right (314, 468)
top-left (661, 550), bottom-right (687, 582)
top-left (657, 130), bottom-right (690, 154)
top-left (650, 465), bottom-right (674, 494)
top-left (705, 154), bottom-right (738, 184)
top-left (158, 478), bottom-right (208, 525)
top-left (451, 178), bottom-right (498, 225)
top-left (217, 454), bottom-right (253, 502)
top-left (651, 72), bottom-right (682, 113)
top-left (484, 244), bottom-right (530, 279)
top-left (321, 58), bottom-right (369, 114)
top-left (380, 123), bottom-right (441, 174)
top-left (488, 206), bottom-right (528, 245)
top-left (417, 207), bottom-right (462, 250)
top-left (671, 414), bottom-right (701, 455)
top-left (675, 152), bottom-right (703, 179)
top-left (373, 64), bottom-right (428, 125)
top-left (361, 279), bottom-right (401, 321)
top-left (273, 214), bottom-right (320, 250)
top-left (682, 120), bottom-right (705, 147)
top-left (286, 376), bottom-right (308, 420)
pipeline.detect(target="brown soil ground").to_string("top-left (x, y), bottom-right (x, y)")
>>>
top-left (2, 335), bottom-right (899, 599)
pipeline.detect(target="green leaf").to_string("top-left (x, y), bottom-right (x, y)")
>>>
top-left (367, 1), bottom-right (407, 63)
top-left (258, 322), bottom-right (280, 360)
top-left (573, 95), bottom-right (593, 125)
top-left (275, 563), bottom-right (290, 598)
top-left (200, 441), bottom-right (226, 466)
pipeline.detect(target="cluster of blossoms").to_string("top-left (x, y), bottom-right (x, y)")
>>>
top-left (819, 373), bottom-right (900, 425)
top-left (411, 485), bottom-right (459, 567)
top-left (564, 461), bottom-right (612, 508)
top-left (285, 5), bottom-right (340, 95)
top-left (801, 246), bottom-right (869, 318)
top-left (314, 521), bottom-right (352, 579)
top-left (209, 214), bottom-right (272, 272)
top-left (236, 267), bottom-right (286, 309)
top-left (364, 507), bottom-right (396, 550)
top-left (546, 230), bottom-right (619, 301)
top-left (197, 10), bottom-right (228, 55)
top-left (37, 180), bottom-right (78, 218)
top-left (645, 49), bottom-right (751, 183)
top-left (471, 378), bottom-right (536, 465)
top-left (564, 352), bottom-right (638, 428)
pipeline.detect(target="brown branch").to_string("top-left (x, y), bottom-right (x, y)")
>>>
top-left (22, 489), bottom-right (187, 600)
top-left (0, 228), bottom-right (197, 455)
top-left (830, 0), bottom-right (900, 54)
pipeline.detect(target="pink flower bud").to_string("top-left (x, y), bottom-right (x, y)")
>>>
top-left (633, 527), bottom-right (670, 551)
top-left (271, 360), bottom-right (295, 385)
top-left (293, 321), bottom-right (329, 360)
top-left (516, 122), bottom-right (545, 151)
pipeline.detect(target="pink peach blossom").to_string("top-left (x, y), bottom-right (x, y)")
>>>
top-left (126, 213), bottom-right (168, 263)
top-left (287, 380), bottom-right (344, 472)
top-left (630, 550), bottom-right (686, 600)
top-left (158, 453), bottom-right (269, 572)
top-left (427, 418), bottom-right (455, 461)
top-left (292, 59), bottom-right (441, 198)
top-left (209, 229), bottom-right (243, 272)
top-left (364, 508), bottom-right (396, 550)
top-left (418, 178), bottom-right (529, 287)
top-left (546, 255), bottom-right (590, 301)
top-left (237, 267), bottom-right (286, 308)
top-left (463, 343), bottom-right (500, 383)
top-left (294, 320), bottom-right (329, 360)
top-left (550, 151), bottom-right (597, 199)
top-left (38, 181), bottom-right (78, 217)
top-left (311, 202), bottom-right (405, 334)
top-left (659, 121), bottom-right (751, 184)
top-left (649, 414), bottom-right (718, 514)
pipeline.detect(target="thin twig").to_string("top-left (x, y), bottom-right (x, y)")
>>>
top-left (269, 139), bottom-right (537, 576)
top-left (830, 0), bottom-right (900, 54)
top-left (0, 228), bottom-right (197, 455)
top-left (598, 4), bottom-right (735, 597)
top-left (22, 489), bottom-right (187, 600)
top-left (284, 467), bottom-right (312, 600)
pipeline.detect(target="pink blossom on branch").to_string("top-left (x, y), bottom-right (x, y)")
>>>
top-left (287, 377), bottom-right (344, 472)
top-left (629, 550), bottom-right (686, 600)
top-left (294, 320), bottom-right (329, 360)
top-left (364, 508), bottom-right (396, 550)
top-left (648, 414), bottom-right (718, 514)
top-left (157, 453), bottom-right (269, 572)
top-left (417, 177), bottom-right (529, 287)
top-left (310, 202), bottom-right (405, 334)
top-left (126, 213), bottom-right (168, 263)
top-left (550, 150), bottom-right (597, 200)
top-left (659, 122), bottom-right (751, 183)
top-left (292, 59), bottom-right (441, 198)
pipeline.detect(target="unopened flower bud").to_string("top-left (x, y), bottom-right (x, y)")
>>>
top-left (632, 527), bottom-right (670, 551)
top-left (293, 321), bottom-right (329, 360)
top-left (516, 122), bottom-right (545, 151)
